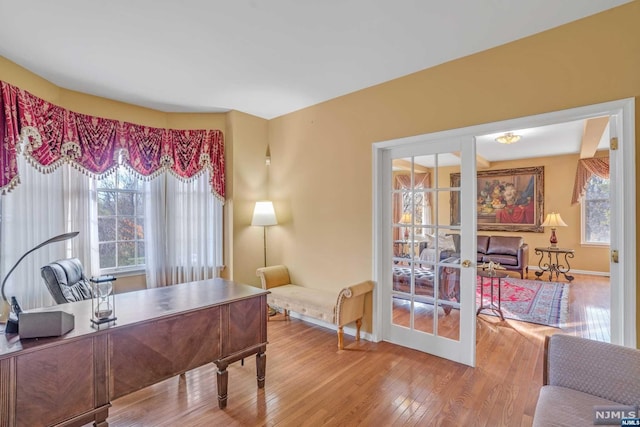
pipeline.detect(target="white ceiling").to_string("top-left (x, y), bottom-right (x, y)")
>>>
top-left (0, 0), bottom-right (631, 120)
top-left (410, 118), bottom-right (610, 167)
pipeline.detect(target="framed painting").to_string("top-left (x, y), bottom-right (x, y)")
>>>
top-left (450, 166), bottom-right (544, 232)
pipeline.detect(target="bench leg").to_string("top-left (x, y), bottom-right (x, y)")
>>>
top-left (355, 318), bottom-right (362, 341)
top-left (284, 309), bottom-right (290, 320)
top-left (338, 326), bottom-right (344, 350)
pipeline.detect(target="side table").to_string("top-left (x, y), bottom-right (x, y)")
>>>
top-left (477, 270), bottom-right (508, 321)
top-left (534, 247), bottom-right (575, 282)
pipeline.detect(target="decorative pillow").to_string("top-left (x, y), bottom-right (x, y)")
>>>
top-left (423, 233), bottom-right (435, 249)
top-left (438, 234), bottom-right (457, 252)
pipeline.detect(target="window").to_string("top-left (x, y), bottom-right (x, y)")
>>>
top-left (581, 174), bottom-right (610, 245)
top-left (97, 167), bottom-right (146, 271)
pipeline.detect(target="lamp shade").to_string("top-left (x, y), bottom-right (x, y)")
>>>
top-left (252, 201), bottom-right (278, 226)
top-left (400, 212), bottom-right (412, 224)
top-left (541, 212), bottom-right (568, 228)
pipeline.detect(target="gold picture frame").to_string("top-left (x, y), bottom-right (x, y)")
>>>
top-left (450, 166), bottom-right (544, 232)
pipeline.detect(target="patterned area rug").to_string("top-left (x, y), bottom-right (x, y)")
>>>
top-left (476, 276), bottom-right (569, 327)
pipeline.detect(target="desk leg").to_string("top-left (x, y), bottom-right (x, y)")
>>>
top-left (256, 351), bottom-right (266, 388)
top-left (216, 363), bottom-right (229, 409)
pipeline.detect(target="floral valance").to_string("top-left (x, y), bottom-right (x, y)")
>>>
top-left (571, 157), bottom-right (609, 205)
top-left (0, 81), bottom-right (225, 199)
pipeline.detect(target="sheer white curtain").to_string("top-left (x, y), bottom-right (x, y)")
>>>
top-left (145, 173), bottom-right (223, 288)
top-left (0, 155), bottom-right (97, 310)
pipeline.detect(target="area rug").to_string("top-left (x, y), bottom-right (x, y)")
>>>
top-left (476, 276), bottom-right (569, 327)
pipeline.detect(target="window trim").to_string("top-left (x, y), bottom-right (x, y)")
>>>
top-left (580, 175), bottom-right (610, 246)
top-left (97, 167), bottom-right (146, 273)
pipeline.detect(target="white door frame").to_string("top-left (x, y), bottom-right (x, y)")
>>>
top-left (372, 98), bottom-right (636, 348)
top-left (380, 136), bottom-right (477, 366)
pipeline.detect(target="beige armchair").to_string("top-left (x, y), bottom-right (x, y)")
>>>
top-left (256, 265), bottom-right (374, 349)
top-left (533, 334), bottom-right (640, 426)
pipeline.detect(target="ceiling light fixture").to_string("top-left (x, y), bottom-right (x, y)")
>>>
top-left (495, 132), bottom-right (521, 144)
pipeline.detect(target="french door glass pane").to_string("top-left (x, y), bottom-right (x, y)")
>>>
top-left (390, 153), bottom-right (461, 341)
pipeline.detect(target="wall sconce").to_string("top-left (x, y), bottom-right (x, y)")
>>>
top-left (265, 145), bottom-right (271, 166)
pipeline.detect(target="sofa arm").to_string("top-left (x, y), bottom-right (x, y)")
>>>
top-left (335, 280), bottom-right (374, 327)
top-left (544, 334), bottom-right (640, 406)
top-left (518, 243), bottom-right (529, 267)
top-left (256, 265), bottom-right (291, 290)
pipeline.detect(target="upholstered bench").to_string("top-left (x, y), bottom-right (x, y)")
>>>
top-left (256, 265), bottom-right (374, 350)
top-left (392, 257), bottom-right (461, 314)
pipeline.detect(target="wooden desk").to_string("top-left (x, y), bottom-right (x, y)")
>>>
top-left (0, 279), bottom-right (268, 426)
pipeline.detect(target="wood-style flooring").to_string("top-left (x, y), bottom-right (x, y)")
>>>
top-left (107, 273), bottom-right (610, 427)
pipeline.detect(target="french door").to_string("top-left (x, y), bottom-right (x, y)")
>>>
top-left (380, 135), bottom-right (477, 366)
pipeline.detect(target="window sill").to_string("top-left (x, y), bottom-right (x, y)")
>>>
top-left (580, 242), bottom-right (610, 248)
top-left (99, 267), bottom-right (146, 278)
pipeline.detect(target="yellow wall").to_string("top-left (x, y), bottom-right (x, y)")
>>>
top-left (267, 3), bottom-right (640, 339)
top-left (435, 153), bottom-right (611, 273)
top-left (225, 110), bottom-right (270, 286)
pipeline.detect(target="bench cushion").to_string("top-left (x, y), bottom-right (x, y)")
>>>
top-left (268, 284), bottom-right (337, 323)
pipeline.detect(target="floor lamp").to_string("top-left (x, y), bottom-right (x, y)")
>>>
top-left (252, 201), bottom-right (278, 317)
top-left (252, 201), bottom-right (278, 267)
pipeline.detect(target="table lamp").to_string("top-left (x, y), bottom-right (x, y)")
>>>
top-left (400, 212), bottom-right (412, 240)
top-left (541, 212), bottom-right (567, 248)
top-left (1, 231), bottom-right (79, 334)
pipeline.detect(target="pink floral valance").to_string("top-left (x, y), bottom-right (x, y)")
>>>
top-left (0, 81), bottom-right (225, 199)
top-left (571, 157), bottom-right (609, 205)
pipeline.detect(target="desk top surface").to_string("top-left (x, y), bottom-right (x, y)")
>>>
top-left (0, 279), bottom-right (268, 358)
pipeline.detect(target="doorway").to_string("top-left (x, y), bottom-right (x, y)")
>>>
top-left (373, 98), bottom-right (636, 361)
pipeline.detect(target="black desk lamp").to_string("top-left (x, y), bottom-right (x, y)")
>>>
top-left (1, 231), bottom-right (79, 334)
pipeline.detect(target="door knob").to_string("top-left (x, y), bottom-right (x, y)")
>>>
top-left (461, 259), bottom-right (472, 268)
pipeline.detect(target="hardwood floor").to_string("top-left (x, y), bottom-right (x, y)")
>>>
top-left (107, 273), bottom-right (609, 426)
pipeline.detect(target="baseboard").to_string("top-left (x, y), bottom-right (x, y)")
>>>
top-left (283, 311), bottom-right (373, 343)
top-left (527, 265), bottom-right (610, 277)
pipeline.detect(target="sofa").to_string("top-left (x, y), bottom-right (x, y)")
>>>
top-left (533, 334), bottom-right (640, 426)
top-left (256, 265), bottom-right (374, 350)
top-left (418, 234), bottom-right (529, 278)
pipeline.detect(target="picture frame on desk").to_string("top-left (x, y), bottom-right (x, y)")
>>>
top-left (450, 166), bottom-right (544, 233)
